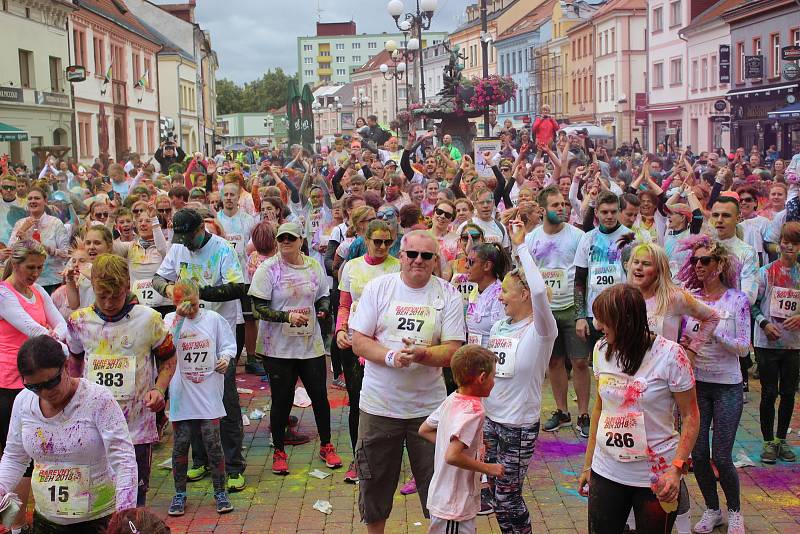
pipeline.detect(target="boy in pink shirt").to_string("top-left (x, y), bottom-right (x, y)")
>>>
top-left (419, 345), bottom-right (503, 534)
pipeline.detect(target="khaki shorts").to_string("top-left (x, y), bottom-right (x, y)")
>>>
top-left (551, 307), bottom-right (591, 360)
top-left (429, 516), bottom-right (476, 534)
top-left (356, 410), bottom-right (435, 524)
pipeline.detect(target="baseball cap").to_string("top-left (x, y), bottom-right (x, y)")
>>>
top-left (665, 203), bottom-right (692, 221)
top-left (276, 221), bottom-right (303, 239)
top-left (171, 209), bottom-right (203, 245)
top-left (385, 159), bottom-right (398, 168)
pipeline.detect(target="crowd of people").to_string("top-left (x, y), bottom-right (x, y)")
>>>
top-left (0, 109), bottom-right (797, 534)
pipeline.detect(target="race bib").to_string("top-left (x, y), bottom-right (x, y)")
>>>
top-left (598, 410), bottom-right (648, 462)
top-left (132, 279), bottom-right (164, 307)
top-left (32, 464), bottom-right (90, 517)
top-left (227, 233), bottom-right (244, 251)
top-left (456, 281), bottom-right (477, 303)
top-left (282, 306), bottom-right (314, 337)
top-left (178, 336), bottom-right (215, 382)
top-left (87, 354), bottom-right (136, 401)
top-left (540, 268), bottom-right (567, 296)
top-left (589, 264), bottom-right (621, 291)
top-left (387, 302), bottom-right (436, 346)
top-left (770, 287), bottom-right (800, 320)
top-left (487, 336), bottom-right (519, 378)
top-left (467, 333), bottom-right (483, 346)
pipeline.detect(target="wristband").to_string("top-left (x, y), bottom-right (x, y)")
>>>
top-left (385, 350), bottom-right (396, 368)
top-left (151, 385), bottom-right (166, 397)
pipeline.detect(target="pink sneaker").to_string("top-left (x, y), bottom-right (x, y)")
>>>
top-left (400, 477), bottom-right (417, 495)
top-left (344, 461), bottom-right (358, 484)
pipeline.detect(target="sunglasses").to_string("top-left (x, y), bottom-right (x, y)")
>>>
top-left (277, 234), bottom-right (299, 243)
top-left (95, 212), bottom-right (109, 219)
top-left (460, 232), bottom-right (482, 241)
top-left (690, 255), bottom-right (714, 266)
top-left (739, 196), bottom-right (755, 203)
top-left (1, 185), bottom-right (16, 191)
top-left (404, 250), bottom-right (435, 260)
top-left (371, 238), bottom-right (394, 247)
top-left (500, 167), bottom-right (512, 172)
top-left (377, 210), bottom-right (397, 220)
top-left (132, 208), bottom-right (145, 215)
top-left (157, 208), bottom-right (172, 214)
top-left (434, 208), bottom-right (454, 220)
top-left (23, 368), bottom-right (63, 393)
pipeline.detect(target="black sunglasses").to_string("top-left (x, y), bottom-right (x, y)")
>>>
top-left (404, 250), bottom-right (435, 260)
top-left (132, 208), bottom-right (145, 215)
top-left (277, 234), bottom-right (299, 243)
top-left (157, 208), bottom-right (172, 214)
top-left (690, 255), bottom-right (714, 266)
top-left (460, 232), bottom-right (482, 241)
top-left (434, 207), bottom-right (454, 220)
top-left (23, 368), bottom-right (63, 393)
top-left (1, 185), bottom-right (16, 191)
top-left (739, 196), bottom-right (755, 203)
top-left (371, 238), bottom-right (393, 248)
top-left (94, 212), bottom-right (109, 219)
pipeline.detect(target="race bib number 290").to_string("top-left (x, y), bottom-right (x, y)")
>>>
top-left (590, 264), bottom-right (621, 290)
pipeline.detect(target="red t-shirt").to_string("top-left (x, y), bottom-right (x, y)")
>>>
top-left (532, 116), bottom-right (560, 146)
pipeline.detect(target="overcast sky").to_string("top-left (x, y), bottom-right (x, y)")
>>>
top-left (151, 0), bottom-right (466, 84)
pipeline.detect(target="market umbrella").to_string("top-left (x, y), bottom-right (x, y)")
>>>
top-left (559, 123), bottom-right (614, 139)
top-left (225, 142), bottom-right (248, 152)
top-left (300, 83), bottom-right (315, 153)
top-left (286, 79), bottom-right (301, 147)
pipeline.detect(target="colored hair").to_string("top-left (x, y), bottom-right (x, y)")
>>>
top-left (676, 235), bottom-right (740, 291)
top-left (592, 284), bottom-right (653, 376)
top-left (172, 278), bottom-right (199, 305)
top-left (627, 243), bottom-right (681, 317)
top-left (91, 254), bottom-right (130, 294)
top-left (451, 344), bottom-right (496, 387)
top-left (104, 507), bottom-right (171, 534)
top-left (251, 221), bottom-right (277, 255)
top-left (780, 221), bottom-right (800, 244)
top-left (365, 219), bottom-right (391, 240)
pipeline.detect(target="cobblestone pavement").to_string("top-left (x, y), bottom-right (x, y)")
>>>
top-left (149, 365), bottom-right (800, 533)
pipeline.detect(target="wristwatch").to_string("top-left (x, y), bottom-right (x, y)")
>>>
top-left (671, 458), bottom-right (688, 475)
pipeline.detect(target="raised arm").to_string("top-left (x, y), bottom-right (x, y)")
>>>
top-left (510, 220), bottom-right (557, 338)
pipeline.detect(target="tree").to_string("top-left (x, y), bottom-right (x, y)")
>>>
top-left (216, 69), bottom-right (297, 114)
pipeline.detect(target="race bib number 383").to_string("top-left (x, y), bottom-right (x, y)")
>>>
top-left (87, 354), bottom-right (136, 401)
top-left (32, 465), bottom-right (91, 517)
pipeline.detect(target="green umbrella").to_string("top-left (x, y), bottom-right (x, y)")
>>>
top-left (300, 83), bottom-right (315, 153)
top-left (286, 79), bottom-right (301, 147)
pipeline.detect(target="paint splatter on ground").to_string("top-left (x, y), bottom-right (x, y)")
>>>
top-left (146, 364), bottom-right (800, 533)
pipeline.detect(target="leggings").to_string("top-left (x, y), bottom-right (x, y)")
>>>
top-left (173, 419), bottom-right (225, 493)
top-left (692, 381), bottom-right (742, 512)
top-left (484, 418), bottom-right (539, 534)
top-left (755, 347), bottom-right (800, 441)
top-left (264, 355), bottom-right (331, 450)
top-left (340, 346), bottom-right (364, 451)
top-left (588, 470), bottom-right (689, 534)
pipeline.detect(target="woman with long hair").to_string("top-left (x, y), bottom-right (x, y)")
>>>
top-left (676, 236), bottom-right (749, 534)
top-left (464, 243), bottom-right (507, 348)
top-left (579, 284), bottom-right (700, 534)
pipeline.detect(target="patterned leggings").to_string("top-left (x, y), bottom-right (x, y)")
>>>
top-left (484, 418), bottom-right (540, 534)
top-left (173, 419), bottom-right (225, 493)
top-left (692, 381), bottom-right (743, 512)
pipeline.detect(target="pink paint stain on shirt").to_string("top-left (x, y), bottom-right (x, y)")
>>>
top-left (621, 379), bottom-right (646, 409)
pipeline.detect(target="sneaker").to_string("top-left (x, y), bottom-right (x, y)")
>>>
top-left (577, 413), bottom-right (591, 439)
top-left (344, 461), bottom-right (358, 483)
top-left (214, 490), bottom-right (234, 514)
top-left (331, 376), bottom-right (347, 390)
top-left (226, 473), bottom-right (246, 492)
top-left (320, 443), bottom-right (343, 468)
top-left (260, 374), bottom-right (270, 383)
top-left (272, 450), bottom-right (289, 475)
top-left (245, 361), bottom-right (266, 375)
top-left (727, 510), bottom-right (745, 534)
top-left (400, 477), bottom-right (417, 495)
top-left (168, 493), bottom-right (186, 516)
top-left (760, 440), bottom-right (779, 464)
top-left (693, 508), bottom-right (723, 533)
top-left (543, 410), bottom-right (571, 432)
top-left (477, 487), bottom-right (494, 516)
top-left (778, 439), bottom-right (797, 462)
top-left (186, 465), bottom-right (209, 481)
top-left (284, 428), bottom-right (310, 446)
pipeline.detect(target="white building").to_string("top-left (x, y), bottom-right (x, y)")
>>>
top-left (421, 42), bottom-right (450, 105)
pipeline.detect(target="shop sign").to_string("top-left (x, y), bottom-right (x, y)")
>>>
top-left (35, 91), bottom-right (70, 108)
top-left (65, 65), bottom-right (86, 82)
top-left (0, 86), bottom-right (23, 103)
top-left (784, 63), bottom-right (800, 81)
top-left (782, 45), bottom-right (800, 61)
top-left (713, 100), bottom-right (727, 112)
top-left (745, 56), bottom-right (764, 79)
top-left (634, 93), bottom-right (648, 125)
top-left (719, 45), bottom-right (730, 84)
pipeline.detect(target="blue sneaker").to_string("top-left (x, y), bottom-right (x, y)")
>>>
top-left (168, 493), bottom-right (186, 516)
top-left (215, 490), bottom-right (234, 514)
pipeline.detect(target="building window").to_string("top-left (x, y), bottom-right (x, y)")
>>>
top-left (320, 50), bottom-right (330, 56)
top-left (670, 57), bottom-right (682, 85)
top-left (669, 1), bottom-right (681, 27)
top-left (352, 42), bottom-right (361, 49)
top-left (691, 59), bottom-right (698, 90)
top-left (304, 57), bottom-right (313, 64)
top-left (610, 28), bottom-right (615, 53)
top-left (135, 120), bottom-right (144, 153)
top-left (144, 56), bottom-right (152, 85)
top-left (710, 55), bottom-right (717, 85)
top-left (652, 7), bottom-right (663, 32)
top-left (610, 74), bottom-right (615, 101)
top-left (18, 49), bottom-right (33, 89)
top-left (336, 56), bottom-right (345, 63)
top-left (132, 51), bottom-right (140, 83)
top-left (303, 44), bottom-right (313, 51)
top-left (736, 42), bottom-right (745, 83)
top-left (572, 79), bottom-right (576, 103)
top-left (701, 57), bottom-right (708, 88)
top-left (335, 68), bottom-right (346, 76)
top-left (572, 40), bottom-right (576, 59)
top-left (304, 69), bottom-right (314, 76)
top-left (147, 121), bottom-right (156, 153)
top-left (93, 37), bottom-right (105, 75)
top-left (111, 43), bottom-right (124, 80)
top-left (73, 29), bottom-right (87, 68)
top-left (771, 33), bottom-right (780, 78)
top-left (653, 62), bottom-right (664, 88)
top-left (335, 43), bottom-right (344, 50)
top-left (352, 55), bottom-right (361, 63)
top-left (77, 114), bottom-right (92, 158)
top-left (753, 37), bottom-right (761, 56)
top-left (368, 42), bottom-right (377, 49)
top-left (49, 56), bottom-right (62, 92)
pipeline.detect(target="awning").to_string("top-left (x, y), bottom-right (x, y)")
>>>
top-left (0, 122), bottom-right (28, 142)
top-left (727, 83), bottom-right (797, 98)
top-left (768, 102), bottom-right (800, 119)
top-left (647, 106), bottom-right (681, 113)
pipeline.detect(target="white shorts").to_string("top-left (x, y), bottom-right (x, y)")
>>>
top-left (428, 516), bottom-right (476, 534)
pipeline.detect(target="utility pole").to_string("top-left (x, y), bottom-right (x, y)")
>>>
top-left (481, 0), bottom-right (489, 137)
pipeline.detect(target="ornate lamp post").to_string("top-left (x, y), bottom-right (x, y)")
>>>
top-left (380, 55), bottom-right (407, 119)
top-left (352, 89), bottom-right (370, 117)
top-left (387, 0), bottom-right (437, 104)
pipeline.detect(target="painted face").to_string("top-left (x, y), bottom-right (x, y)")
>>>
top-left (628, 249), bottom-right (658, 290)
top-left (94, 284), bottom-right (129, 317)
top-left (309, 188), bottom-right (324, 208)
top-left (116, 216), bottom-right (133, 236)
top-left (544, 192), bottom-right (568, 224)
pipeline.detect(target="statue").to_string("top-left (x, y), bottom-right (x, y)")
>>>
top-left (440, 42), bottom-right (467, 99)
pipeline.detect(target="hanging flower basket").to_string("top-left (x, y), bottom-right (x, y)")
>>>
top-left (468, 75), bottom-right (517, 108)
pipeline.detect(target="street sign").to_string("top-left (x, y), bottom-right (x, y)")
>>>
top-left (784, 63), bottom-right (800, 81)
top-left (713, 99), bottom-right (727, 112)
top-left (719, 45), bottom-right (730, 84)
top-left (745, 56), bottom-right (763, 79)
top-left (782, 45), bottom-right (800, 61)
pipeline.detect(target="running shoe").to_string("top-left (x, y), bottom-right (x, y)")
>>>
top-left (400, 477), bottom-right (417, 495)
top-left (727, 510), bottom-right (745, 534)
top-left (284, 428), bottom-right (310, 446)
top-left (344, 461), bottom-right (358, 483)
top-left (760, 440), bottom-right (779, 464)
top-left (543, 410), bottom-right (571, 432)
top-left (272, 450), bottom-right (289, 475)
top-left (186, 464), bottom-right (209, 481)
top-left (577, 413), bottom-right (591, 439)
top-left (778, 439), bottom-right (797, 462)
top-left (245, 361), bottom-right (267, 375)
top-left (693, 508), bottom-right (723, 533)
top-left (226, 473), bottom-right (246, 492)
top-left (168, 493), bottom-right (186, 516)
top-left (320, 443), bottom-right (343, 468)
top-left (215, 491), bottom-right (234, 514)
top-left (331, 376), bottom-right (347, 390)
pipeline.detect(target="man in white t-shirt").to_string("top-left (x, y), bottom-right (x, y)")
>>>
top-left (153, 208), bottom-right (248, 493)
top-left (350, 230), bottom-right (465, 534)
top-left (457, 189), bottom-right (509, 249)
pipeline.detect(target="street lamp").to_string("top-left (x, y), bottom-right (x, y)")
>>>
top-left (386, 0), bottom-right (437, 104)
top-left (352, 89), bottom-right (370, 117)
top-left (380, 61), bottom-right (407, 118)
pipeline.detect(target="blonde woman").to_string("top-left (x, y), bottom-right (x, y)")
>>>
top-left (332, 205), bottom-right (376, 276)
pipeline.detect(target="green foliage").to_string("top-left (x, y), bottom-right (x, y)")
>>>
top-left (216, 69), bottom-right (297, 114)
